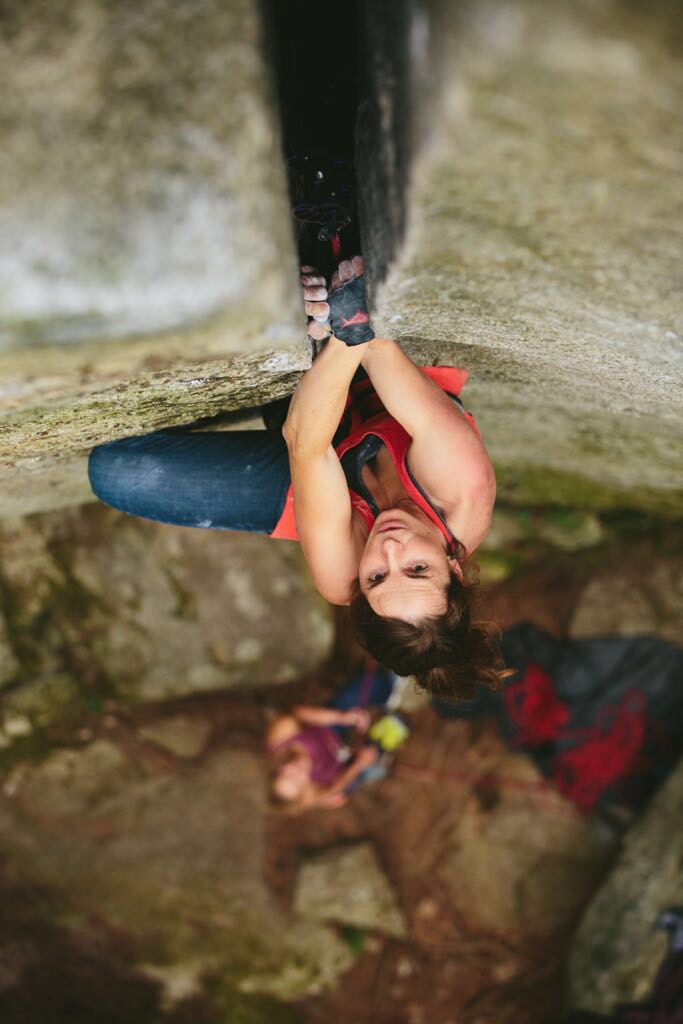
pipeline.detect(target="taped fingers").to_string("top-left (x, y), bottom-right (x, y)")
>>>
top-left (331, 256), bottom-right (364, 293)
top-left (307, 319), bottom-right (331, 341)
top-left (337, 259), bottom-right (354, 284)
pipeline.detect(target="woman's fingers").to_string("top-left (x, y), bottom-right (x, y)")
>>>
top-left (307, 319), bottom-right (331, 341)
top-left (330, 256), bottom-right (364, 293)
top-left (304, 300), bottom-right (330, 321)
top-left (301, 264), bottom-right (330, 338)
top-left (302, 285), bottom-right (328, 302)
top-left (337, 259), bottom-right (354, 284)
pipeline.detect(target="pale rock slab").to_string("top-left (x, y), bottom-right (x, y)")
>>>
top-left (0, 506), bottom-right (333, 729)
top-left (0, 0), bottom-right (308, 517)
top-left (0, 740), bottom-right (356, 1000)
top-left (568, 754), bottom-right (683, 1012)
top-left (294, 841), bottom-right (407, 939)
top-left (359, 0), bottom-right (683, 511)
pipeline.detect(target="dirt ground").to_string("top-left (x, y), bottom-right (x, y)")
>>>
top-left (268, 714), bottom-right (584, 1024)
top-left (3, 533), bottom-right (681, 1024)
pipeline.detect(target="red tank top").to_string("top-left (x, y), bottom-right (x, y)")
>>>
top-left (270, 366), bottom-right (480, 556)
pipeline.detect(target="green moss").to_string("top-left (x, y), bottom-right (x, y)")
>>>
top-left (205, 979), bottom-right (303, 1024)
top-left (477, 549), bottom-right (525, 582)
top-left (495, 464), bottom-right (683, 518)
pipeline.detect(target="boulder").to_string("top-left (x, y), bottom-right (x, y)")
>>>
top-left (293, 842), bottom-right (407, 939)
top-left (0, 505), bottom-right (333, 727)
top-left (567, 755), bottom-right (683, 1012)
top-left (137, 715), bottom-right (212, 760)
top-left (359, 0), bottom-right (683, 512)
top-left (437, 753), bottom-right (618, 934)
top-left (570, 555), bottom-right (683, 644)
top-left (0, 0), bottom-right (308, 518)
top-left (0, 738), bottom-right (355, 1002)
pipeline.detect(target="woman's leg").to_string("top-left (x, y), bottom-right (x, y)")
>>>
top-left (88, 429), bottom-right (291, 534)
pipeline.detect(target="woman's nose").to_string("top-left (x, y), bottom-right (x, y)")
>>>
top-left (381, 537), bottom-right (404, 566)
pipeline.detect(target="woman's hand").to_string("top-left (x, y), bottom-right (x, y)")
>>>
top-left (301, 265), bottom-right (331, 342)
top-left (343, 708), bottom-right (371, 733)
top-left (328, 257), bottom-right (374, 346)
top-left (301, 258), bottom-right (374, 345)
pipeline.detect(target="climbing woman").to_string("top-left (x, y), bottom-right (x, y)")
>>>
top-left (89, 258), bottom-right (504, 700)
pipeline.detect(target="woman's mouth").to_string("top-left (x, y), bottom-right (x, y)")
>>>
top-left (377, 521), bottom-right (406, 533)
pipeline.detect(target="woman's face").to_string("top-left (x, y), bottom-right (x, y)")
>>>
top-left (358, 508), bottom-right (453, 622)
top-left (273, 750), bottom-right (311, 802)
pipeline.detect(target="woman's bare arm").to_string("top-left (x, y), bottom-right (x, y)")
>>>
top-left (322, 745), bottom-right (379, 798)
top-left (294, 705), bottom-right (370, 730)
top-left (265, 714), bottom-right (300, 748)
top-left (283, 336), bottom-right (366, 603)
top-left (360, 338), bottom-right (495, 551)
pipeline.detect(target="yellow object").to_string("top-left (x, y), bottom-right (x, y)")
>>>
top-left (369, 714), bottom-right (409, 752)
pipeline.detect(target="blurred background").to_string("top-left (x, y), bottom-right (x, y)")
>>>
top-left (0, 1), bottom-right (681, 1021)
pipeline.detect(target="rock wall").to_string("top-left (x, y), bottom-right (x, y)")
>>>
top-left (3, 0), bottom-right (682, 520)
top-left (0, 506), bottom-right (333, 746)
top-left (0, 0), bottom-right (308, 518)
top-left (567, 755), bottom-right (683, 1012)
top-left (358, 0), bottom-right (683, 511)
top-left (0, 738), bottom-right (355, 1009)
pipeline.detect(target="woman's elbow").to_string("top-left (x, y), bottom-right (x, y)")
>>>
top-left (281, 418), bottom-right (296, 449)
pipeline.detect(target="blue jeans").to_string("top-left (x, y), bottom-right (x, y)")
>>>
top-left (88, 428), bottom-right (291, 534)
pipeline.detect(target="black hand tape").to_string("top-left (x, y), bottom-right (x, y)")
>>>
top-left (328, 275), bottom-right (375, 346)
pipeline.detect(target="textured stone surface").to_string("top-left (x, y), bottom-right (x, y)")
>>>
top-left (0, 0), bottom-right (308, 517)
top-left (293, 842), bottom-right (407, 939)
top-left (568, 755), bottom-right (683, 1013)
top-left (0, 739), bottom-right (355, 1001)
top-left (438, 753), bottom-right (617, 934)
top-left (359, 0), bottom-right (683, 511)
top-left (0, 505), bottom-right (333, 731)
top-left (569, 555), bottom-right (683, 644)
top-left (0, 614), bottom-right (19, 690)
top-left (137, 715), bottom-right (212, 759)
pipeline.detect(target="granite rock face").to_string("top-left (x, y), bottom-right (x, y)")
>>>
top-left (3, 0), bottom-right (682, 520)
top-left (569, 553), bottom-right (683, 644)
top-left (0, 0), bottom-right (308, 517)
top-left (359, 0), bottom-right (683, 511)
top-left (0, 505), bottom-right (333, 736)
top-left (294, 842), bottom-right (407, 939)
top-left (567, 755), bottom-right (683, 1013)
top-left (0, 738), bottom-right (355, 1004)
top-left (437, 752), bottom-right (618, 935)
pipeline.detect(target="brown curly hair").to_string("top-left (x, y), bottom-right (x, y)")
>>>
top-left (349, 570), bottom-right (508, 703)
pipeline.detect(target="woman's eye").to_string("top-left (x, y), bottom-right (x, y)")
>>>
top-left (411, 564), bottom-right (428, 573)
top-left (369, 572), bottom-right (386, 584)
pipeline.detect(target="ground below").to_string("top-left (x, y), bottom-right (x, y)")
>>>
top-left (1, 519), bottom-right (682, 1023)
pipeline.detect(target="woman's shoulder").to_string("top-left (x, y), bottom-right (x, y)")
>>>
top-left (444, 474), bottom-right (496, 555)
top-left (266, 714), bottom-right (300, 749)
